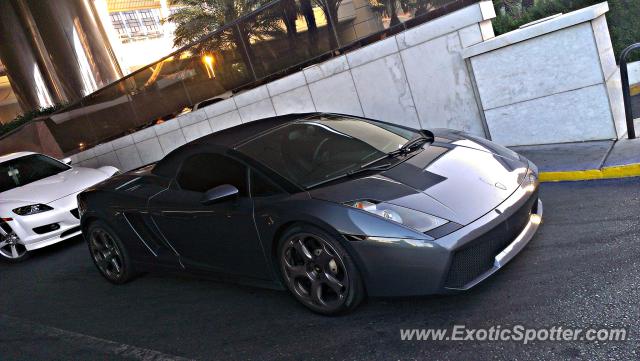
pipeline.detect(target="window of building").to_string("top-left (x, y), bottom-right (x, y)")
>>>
top-left (139, 9), bottom-right (159, 32)
top-left (123, 11), bottom-right (142, 35)
top-left (110, 13), bottom-right (127, 36)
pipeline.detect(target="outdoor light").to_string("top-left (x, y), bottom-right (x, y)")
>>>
top-left (345, 200), bottom-right (448, 233)
top-left (12, 204), bottom-right (53, 216)
top-left (202, 54), bottom-right (216, 78)
top-left (202, 55), bottom-right (214, 65)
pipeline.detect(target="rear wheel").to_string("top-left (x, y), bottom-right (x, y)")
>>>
top-left (87, 220), bottom-right (135, 284)
top-left (278, 224), bottom-right (365, 315)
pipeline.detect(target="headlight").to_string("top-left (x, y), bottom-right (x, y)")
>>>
top-left (521, 169), bottom-right (538, 192)
top-left (345, 200), bottom-right (449, 233)
top-left (12, 204), bottom-right (53, 216)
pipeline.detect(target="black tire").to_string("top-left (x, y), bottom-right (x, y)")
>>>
top-left (86, 220), bottom-right (136, 284)
top-left (277, 223), bottom-right (365, 315)
top-left (0, 242), bottom-right (29, 263)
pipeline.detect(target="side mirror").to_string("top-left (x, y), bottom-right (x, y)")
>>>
top-left (201, 184), bottom-right (239, 205)
top-left (62, 157), bottom-right (72, 165)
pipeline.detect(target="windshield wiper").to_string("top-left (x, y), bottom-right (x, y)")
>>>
top-left (393, 136), bottom-right (431, 155)
top-left (348, 163), bottom-right (393, 176)
top-left (305, 163), bottom-right (393, 189)
top-left (356, 135), bottom-right (431, 171)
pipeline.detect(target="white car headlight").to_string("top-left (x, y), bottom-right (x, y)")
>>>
top-left (345, 200), bottom-right (449, 233)
top-left (12, 204), bottom-right (53, 216)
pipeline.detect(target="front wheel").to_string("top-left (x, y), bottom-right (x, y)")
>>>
top-left (278, 224), bottom-right (365, 315)
top-left (86, 220), bottom-right (136, 284)
top-left (0, 231), bottom-right (29, 263)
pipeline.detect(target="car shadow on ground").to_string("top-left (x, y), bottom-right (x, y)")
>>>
top-left (29, 235), bottom-right (86, 258)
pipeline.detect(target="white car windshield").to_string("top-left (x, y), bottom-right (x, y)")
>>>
top-left (0, 154), bottom-right (70, 193)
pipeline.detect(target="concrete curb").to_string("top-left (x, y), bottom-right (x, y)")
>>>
top-left (539, 163), bottom-right (640, 182)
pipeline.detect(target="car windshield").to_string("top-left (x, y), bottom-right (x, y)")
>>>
top-left (0, 154), bottom-right (71, 193)
top-left (236, 115), bottom-right (421, 188)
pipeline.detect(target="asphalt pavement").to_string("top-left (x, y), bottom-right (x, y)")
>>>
top-left (1, 178), bottom-right (640, 360)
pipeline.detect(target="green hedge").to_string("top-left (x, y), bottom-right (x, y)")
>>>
top-left (0, 103), bottom-right (66, 137)
top-left (492, 0), bottom-right (640, 61)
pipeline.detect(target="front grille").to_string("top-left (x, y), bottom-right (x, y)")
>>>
top-left (444, 192), bottom-right (538, 289)
top-left (70, 208), bottom-right (80, 219)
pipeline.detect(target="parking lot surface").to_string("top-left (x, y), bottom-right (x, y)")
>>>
top-left (1, 178), bottom-right (639, 360)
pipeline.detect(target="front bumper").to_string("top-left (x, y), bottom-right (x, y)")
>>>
top-left (5, 193), bottom-right (83, 251)
top-left (444, 197), bottom-right (542, 290)
top-left (347, 180), bottom-right (542, 297)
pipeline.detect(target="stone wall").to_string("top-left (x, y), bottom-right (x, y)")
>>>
top-left (65, 1), bottom-right (625, 170)
top-left (463, 2), bottom-right (624, 146)
top-left (70, 1), bottom-right (497, 171)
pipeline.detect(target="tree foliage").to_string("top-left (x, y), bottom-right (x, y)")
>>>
top-left (0, 103), bottom-right (66, 137)
top-left (167, 0), bottom-right (275, 50)
top-left (167, 0), bottom-right (287, 79)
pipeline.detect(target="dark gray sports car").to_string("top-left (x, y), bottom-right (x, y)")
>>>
top-left (79, 112), bottom-right (542, 315)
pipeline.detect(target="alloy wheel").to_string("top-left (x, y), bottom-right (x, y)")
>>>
top-left (0, 231), bottom-right (27, 260)
top-left (281, 233), bottom-right (349, 312)
top-left (89, 228), bottom-right (124, 281)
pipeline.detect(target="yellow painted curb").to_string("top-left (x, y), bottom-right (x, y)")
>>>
top-left (631, 83), bottom-right (640, 96)
top-left (539, 163), bottom-right (640, 182)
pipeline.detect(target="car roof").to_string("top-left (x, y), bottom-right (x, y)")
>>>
top-left (192, 112), bottom-right (319, 148)
top-left (151, 112), bottom-right (324, 178)
top-left (0, 151), bottom-right (37, 163)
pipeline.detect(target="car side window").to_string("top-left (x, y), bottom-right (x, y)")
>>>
top-left (250, 169), bottom-right (284, 198)
top-left (177, 153), bottom-right (248, 195)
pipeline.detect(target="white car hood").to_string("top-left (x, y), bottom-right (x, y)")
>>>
top-left (0, 167), bottom-right (110, 205)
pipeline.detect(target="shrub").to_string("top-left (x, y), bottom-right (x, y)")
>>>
top-left (0, 103), bottom-right (66, 137)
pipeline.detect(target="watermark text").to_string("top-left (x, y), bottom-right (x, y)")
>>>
top-left (400, 325), bottom-right (627, 344)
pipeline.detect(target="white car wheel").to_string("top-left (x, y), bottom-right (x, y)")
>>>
top-left (0, 231), bottom-right (29, 262)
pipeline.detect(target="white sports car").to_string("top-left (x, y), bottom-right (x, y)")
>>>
top-left (0, 152), bottom-right (119, 262)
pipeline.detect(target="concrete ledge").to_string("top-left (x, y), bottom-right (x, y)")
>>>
top-left (514, 138), bottom-right (640, 182)
top-left (462, 2), bottom-right (608, 59)
top-left (346, 37), bottom-right (398, 68)
top-left (233, 85), bottom-right (270, 107)
top-left (396, 0), bottom-right (496, 50)
top-left (303, 56), bottom-right (350, 83)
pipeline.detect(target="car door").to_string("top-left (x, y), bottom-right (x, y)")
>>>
top-left (149, 152), bottom-right (270, 279)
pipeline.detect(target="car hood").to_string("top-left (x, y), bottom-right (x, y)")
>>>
top-left (0, 167), bottom-right (111, 205)
top-left (309, 130), bottom-right (529, 225)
